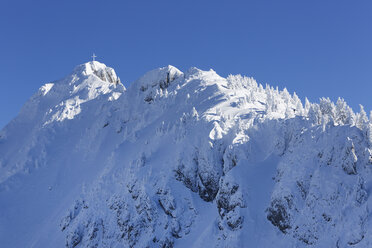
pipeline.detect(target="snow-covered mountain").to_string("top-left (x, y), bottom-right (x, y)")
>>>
top-left (0, 61), bottom-right (371, 248)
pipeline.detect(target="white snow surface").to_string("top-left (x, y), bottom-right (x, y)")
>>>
top-left (0, 61), bottom-right (371, 248)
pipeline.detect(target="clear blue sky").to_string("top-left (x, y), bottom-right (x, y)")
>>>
top-left (1, 0), bottom-right (371, 129)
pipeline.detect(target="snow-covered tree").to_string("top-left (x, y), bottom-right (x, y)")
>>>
top-left (319, 98), bottom-right (336, 126)
top-left (292, 92), bottom-right (304, 116)
top-left (304, 97), bottom-right (311, 116)
top-left (281, 88), bottom-right (291, 104)
top-left (308, 103), bottom-right (321, 125)
top-left (355, 105), bottom-right (368, 130)
top-left (335, 98), bottom-right (354, 126)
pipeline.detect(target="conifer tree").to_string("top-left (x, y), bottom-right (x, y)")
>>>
top-left (335, 98), bottom-right (354, 125)
top-left (355, 105), bottom-right (368, 130)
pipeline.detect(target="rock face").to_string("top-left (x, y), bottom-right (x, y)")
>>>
top-left (266, 124), bottom-right (371, 246)
top-left (0, 61), bottom-right (371, 247)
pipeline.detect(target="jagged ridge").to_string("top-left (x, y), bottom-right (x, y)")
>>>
top-left (0, 62), bottom-right (371, 247)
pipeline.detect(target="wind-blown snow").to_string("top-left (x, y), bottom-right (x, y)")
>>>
top-left (0, 61), bottom-right (371, 247)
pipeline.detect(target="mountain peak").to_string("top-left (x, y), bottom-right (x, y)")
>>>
top-left (12, 60), bottom-right (125, 128)
top-left (72, 61), bottom-right (122, 85)
top-left (72, 61), bottom-right (106, 76)
top-left (131, 65), bottom-right (183, 92)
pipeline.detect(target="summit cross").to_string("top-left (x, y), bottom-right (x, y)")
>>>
top-left (91, 53), bottom-right (97, 61)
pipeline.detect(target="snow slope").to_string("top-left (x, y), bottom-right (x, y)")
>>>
top-left (0, 61), bottom-right (371, 248)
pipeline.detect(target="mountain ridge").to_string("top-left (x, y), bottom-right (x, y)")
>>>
top-left (0, 61), bottom-right (371, 247)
